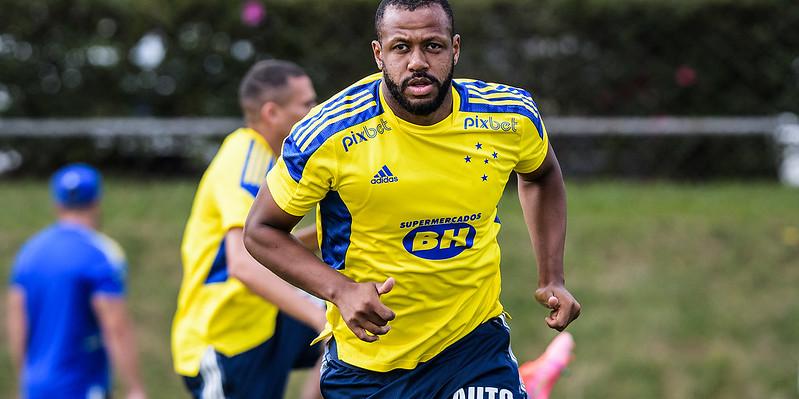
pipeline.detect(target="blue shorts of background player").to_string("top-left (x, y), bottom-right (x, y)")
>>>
top-left (320, 317), bottom-right (528, 399)
top-left (183, 312), bottom-right (322, 399)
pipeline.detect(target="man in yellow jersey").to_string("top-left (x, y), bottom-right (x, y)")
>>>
top-left (172, 60), bottom-right (325, 399)
top-left (244, 1), bottom-right (581, 397)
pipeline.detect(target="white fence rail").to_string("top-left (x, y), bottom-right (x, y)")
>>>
top-left (1, 115), bottom-right (798, 185)
top-left (0, 115), bottom-right (793, 137)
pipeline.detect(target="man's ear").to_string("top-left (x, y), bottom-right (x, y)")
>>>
top-left (259, 101), bottom-right (277, 123)
top-left (372, 40), bottom-right (384, 70)
top-left (452, 34), bottom-right (461, 66)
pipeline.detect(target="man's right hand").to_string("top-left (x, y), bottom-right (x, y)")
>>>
top-left (334, 277), bottom-right (396, 342)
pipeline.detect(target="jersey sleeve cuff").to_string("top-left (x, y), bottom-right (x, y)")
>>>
top-left (266, 170), bottom-right (311, 217)
top-left (514, 143), bottom-right (549, 174)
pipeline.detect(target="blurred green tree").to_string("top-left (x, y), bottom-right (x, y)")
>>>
top-left (0, 0), bottom-right (797, 117)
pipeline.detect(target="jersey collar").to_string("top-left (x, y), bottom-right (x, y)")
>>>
top-left (378, 81), bottom-right (461, 134)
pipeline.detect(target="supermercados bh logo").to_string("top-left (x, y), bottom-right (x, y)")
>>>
top-left (463, 115), bottom-right (518, 132)
top-left (342, 118), bottom-right (391, 152)
top-left (400, 213), bottom-right (482, 260)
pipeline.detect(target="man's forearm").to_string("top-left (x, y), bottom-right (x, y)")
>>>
top-left (244, 186), bottom-right (396, 343)
top-left (108, 324), bottom-right (145, 393)
top-left (93, 298), bottom-right (145, 396)
top-left (293, 225), bottom-right (319, 251)
top-left (231, 254), bottom-right (327, 332)
top-left (9, 341), bottom-right (23, 377)
top-left (518, 161), bottom-right (567, 287)
top-left (227, 227), bottom-right (327, 331)
top-left (243, 222), bottom-right (354, 304)
top-left (6, 289), bottom-right (26, 376)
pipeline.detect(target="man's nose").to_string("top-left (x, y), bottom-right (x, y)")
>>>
top-left (407, 47), bottom-right (429, 72)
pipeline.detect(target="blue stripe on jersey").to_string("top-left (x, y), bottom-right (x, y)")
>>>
top-left (204, 238), bottom-right (228, 284)
top-left (461, 81), bottom-right (539, 110)
top-left (460, 81), bottom-right (541, 119)
top-left (455, 81), bottom-right (544, 139)
top-left (290, 81), bottom-right (376, 147)
top-left (240, 140), bottom-right (260, 197)
top-left (319, 191), bottom-right (352, 271)
top-left (295, 95), bottom-right (377, 151)
top-left (293, 90), bottom-right (374, 149)
top-left (460, 80), bottom-right (533, 97)
top-left (283, 80), bottom-right (383, 182)
top-left (463, 90), bottom-right (540, 117)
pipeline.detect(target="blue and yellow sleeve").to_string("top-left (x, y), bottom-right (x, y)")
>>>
top-left (266, 137), bottom-right (337, 217)
top-left (212, 136), bottom-right (269, 231)
top-left (514, 111), bottom-right (550, 174)
top-left (88, 235), bottom-right (127, 297)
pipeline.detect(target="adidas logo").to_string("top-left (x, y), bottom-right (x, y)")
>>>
top-left (370, 165), bottom-right (399, 185)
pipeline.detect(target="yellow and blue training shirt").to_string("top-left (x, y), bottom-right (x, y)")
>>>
top-left (267, 73), bottom-right (550, 372)
top-left (172, 128), bottom-right (279, 376)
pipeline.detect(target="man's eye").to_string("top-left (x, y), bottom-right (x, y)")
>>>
top-left (428, 43), bottom-right (443, 50)
top-left (394, 44), bottom-right (409, 51)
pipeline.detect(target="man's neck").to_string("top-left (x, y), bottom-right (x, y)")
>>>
top-left (381, 81), bottom-right (453, 126)
top-left (246, 123), bottom-right (282, 156)
top-left (58, 212), bottom-right (96, 230)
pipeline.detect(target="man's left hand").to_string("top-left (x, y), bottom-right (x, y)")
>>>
top-left (534, 284), bottom-right (580, 331)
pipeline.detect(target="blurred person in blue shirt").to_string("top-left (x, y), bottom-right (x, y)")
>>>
top-left (6, 164), bottom-right (147, 399)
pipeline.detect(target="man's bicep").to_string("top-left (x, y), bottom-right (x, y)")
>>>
top-left (7, 286), bottom-right (26, 319)
top-left (91, 294), bottom-right (128, 330)
top-left (7, 286), bottom-right (27, 369)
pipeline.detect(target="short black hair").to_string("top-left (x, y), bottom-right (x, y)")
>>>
top-left (375, 0), bottom-right (455, 41)
top-left (238, 59), bottom-right (306, 119)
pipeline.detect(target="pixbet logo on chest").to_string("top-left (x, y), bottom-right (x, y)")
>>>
top-left (342, 118), bottom-right (392, 152)
top-left (463, 115), bottom-right (518, 132)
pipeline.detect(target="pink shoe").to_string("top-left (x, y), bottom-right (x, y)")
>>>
top-left (519, 332), bottom-right (574, 399)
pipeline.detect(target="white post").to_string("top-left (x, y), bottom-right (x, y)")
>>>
top-left (776, 113), bottom-right (799, 187)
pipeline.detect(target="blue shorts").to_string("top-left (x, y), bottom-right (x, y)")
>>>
top-left (183, 312), bottom-right (322, 399)
top-left (320, 317), bottom-right (528, 399)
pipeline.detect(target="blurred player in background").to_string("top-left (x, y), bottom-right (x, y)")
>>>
top-left (6, 163), bottom-right (146, 399)
top-left (171, 59), bottom-right (325, 399)
top-left (243, 0), bottom-right (581, 397)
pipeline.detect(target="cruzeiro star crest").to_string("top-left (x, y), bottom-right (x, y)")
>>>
top-left (464, 141), bottom-right (499, 183)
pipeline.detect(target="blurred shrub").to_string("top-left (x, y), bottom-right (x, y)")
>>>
top-left (0, 135), bottom-right (222, 176)
top-left (0, 0), bottom-right (794, 179)
top-left (0, 0), bottom-right (797, 117)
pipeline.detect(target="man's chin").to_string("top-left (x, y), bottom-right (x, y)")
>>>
top-left (404, 101), bottom-right (441, 116)
top-left (405, 98), bottom-right (436, 109)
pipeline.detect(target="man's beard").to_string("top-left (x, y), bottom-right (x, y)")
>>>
top-left (384, 62), bottom-right (454, 116)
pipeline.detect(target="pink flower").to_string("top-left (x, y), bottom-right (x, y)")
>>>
top-left (242, 0), bottom-right (266, 27)
top-left (675, 65), bottom-right (698, 87)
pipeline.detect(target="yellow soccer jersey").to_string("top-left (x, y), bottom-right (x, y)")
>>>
top-left (267, 73), bottom-right (549, 372)
top-left (172, 128), bottom-right (280, 376)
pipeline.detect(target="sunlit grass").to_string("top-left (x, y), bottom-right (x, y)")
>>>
top-left (1, 179), bottom-right (797, 398)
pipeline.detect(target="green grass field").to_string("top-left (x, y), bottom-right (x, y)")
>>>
top-left (1, 179), bottom-right (797, 398)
